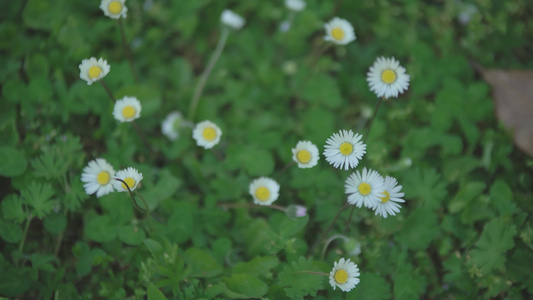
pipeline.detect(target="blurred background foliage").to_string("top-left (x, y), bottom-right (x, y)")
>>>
top-left (1, 0), bottom-right (533, 299)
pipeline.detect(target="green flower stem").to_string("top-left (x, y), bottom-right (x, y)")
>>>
top-left (118, 18), bottom-right (139, 84)
top-left (17, 214), bottom-right (33, 266)
top-left (277, 161), bottom-right (296, 180)
top-left (135, 190), bottom-right (154, 233)
top-left (188, 27), bottom-right (230, 121)
top-left (321, 234), bottom-right (349, 260)
top-left (295, 270), bottom-right (329, 276)
top-left (364, 96), bottom-right (384, 142)
top-left (218, 203), bottom-right (287, 213)
top-left (114, 178), bottom-right (154, 233)
top-left (308, 202), bottom-right (350, 257)
top-left (99, 80), bottom-right (115, 102)
top-left (344, 205), bottom-right (356, 235)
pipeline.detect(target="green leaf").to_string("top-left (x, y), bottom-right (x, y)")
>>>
top-left (166, 202), bottom-right (194, 244)
top-left (143, 239), bottom-right (163, 259)
top-left (355, 273), bottom-right (392, 300)
top-left (225, 145), bottom-right (275, 176)
top-left (0, 266), bottom-right (32, 297)
top-left (25, 53), bottom-right (49, 80)
top-left (20, 182), bottom-right (55, 219)
top-left (184, 247), bottom-right (222, 278)
top-left (489, 180), bottom-right (517, 217)
top-left (244, 219), bottom-right (280, 256)
top-left (0, 219), bottom-right (23, 243)
top-left (117, 225), bottom-right (146, 246)
top-left (232, 256), bottom-right (279, 278)
top-left (44, 212), bottom-right (67, 235)
top-left (470, 218), bottom-right (517, 273)
top-left (395, 208), bottom-right (439, 250)
top-left (448, 181), bottom-right (486, 214)
top-left (99, 193), bottom-right (133, 225)
top-left (392, 264), bottom-right (426, 300)
top-left (31, 150), bottom-right (69, 180)
top-left (275, 214), bottom-right (309, 239)
top-left (0, 147), bottom-right (27, 177)
top-left (30, 253), bottom-right (57, 272)
top-left (278, 257), bottom-right (325, 299)
top-left (223, 274), bottom-right (268, 299)
top-left (402, 168), bottom-right (447, 209)
top-left (84, 215), bottom-right (117, 243)
top-left (301, 74), bottom-right (342, 109)
top-left (1, 195), bottom-right (26, 224)
top-left (147, 283), bottom-right (168, 300)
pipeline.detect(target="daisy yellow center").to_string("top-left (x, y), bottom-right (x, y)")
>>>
top-left (88, 65), bottom-right (103, 79)
top-left (334, 269), bottom-right (349, 284)
top-left (96, 171), bottom-right (110, 185)
top-left (202, 127), bottom-right (217, 141)
top-left (381, 69), bottom-right (397, 84)
top-left (380, 190), bottom-right (390, 203)
top-left (255, 187), bottom-right (270, 202)
top-left (121, 177), bottom-right (136, 190)
top-left (296, 150), bottom-right (311, 164)
top-left (358, 182), bottom-right (371, 195)
top-left (108, 1), bottom-right (123, 15)
top-left (339, 142), bottom-right (353, 155)
top-left (331, 27), bottom-right (345, 41)
top-left (122, 105), bottom-right (136, 119)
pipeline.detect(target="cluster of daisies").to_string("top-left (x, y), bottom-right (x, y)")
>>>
top-left (81, 158), bottom-right (143, 197)
top-left (78, 0), bottom-right (411, 295)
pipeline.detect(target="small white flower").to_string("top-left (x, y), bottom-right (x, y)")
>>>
top-left (285, 0), bottom-right (306, 12)
top-left (292, 141), bottom-right (319, 168)
top-left (100, 0), bottom-right (127, 19)
top-left (324, 17), bottom-right (356, 45)
top-left (113, 167), bottom-right (143, 192)
top-left (373, 175), bottom-right (405, 218)
top-left (249, 177), bottom-right (280, 206)
top-left (161, 111), bottom-right (184, 141)
top-left (324, 130), bottom-right (366, 170)
top-left (81, 158), bottom-right (116, 197)
top-left (367, 56), bottom-right (410, 99)
top-left (345, 168), bottom-right (385, 208)
top-left (329, 258), bottom-right (360, 292)
top-left (113, 96), bottom-right (141, 122)
top-left (192, 120), bottom-right (222, 149)
top-left (221, 9), bottom-right (245, 30)
top-left (79, 57), bottom-right (110, 85)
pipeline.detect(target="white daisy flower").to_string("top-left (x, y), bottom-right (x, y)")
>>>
top-left (81, 158), bottom-right (116, 198)
top-left (100, 0), bottom-right (127, 19)
top-left (79, 57), bottom-right (110, 85)
top-left (113, 167), bottom-right (143, 192)
top-left (367, 56), bottom-right (410, 99)
top-left (192, 120), bottom-right (222, 149)
top-left (329, 258), bottom-right (360, 292)
top-left (373, 175), bottom-right (405, 218)
top-left (113, 96), bottom-right (141, 122)
top-left (323, 130), bottom-right (366, 170)
top-left (221, 9), bottom-right (245, 30)
top-left (323, 17), bottom-right (356, 45)
top-left (285, 0), bottom-right (306, 12)
top-left (249, 177), bottom-right (280, 206)
top-left (345, 168), bottom-right (385, 208)
top-left (292, 141), bottom-right (319, 168)
top-left (161, 111), bottom-right (184, 141)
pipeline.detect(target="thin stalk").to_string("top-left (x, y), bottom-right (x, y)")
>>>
top-left (131, 120), bottom-right (157, 155)
top-left (364, 97), bottom-right (384, 142)
top-left (188, 28), bottom-right (230, 121)
top-left (99, 80), bottom-right (115, 102)
top-left (308, 203), bottom-right (350, 257)
top-left (218, 203), bottom-right (287, 213)
top-left (277, 161), bottom-right (296, 180)
top-left (344, 205), bottom-right (355, 234)
top-left (135, 190), bottom-right (154, 232)
top-left (17, 215), bottom-right (33, 266)
top-left (118, 18), bottom-right (139, 83)
top-left (321, 234), bottom-right (349, 260)
top-left (114, 178), bottom-right (154, 232)
top-left (294, 270), bottom-right (329, 276)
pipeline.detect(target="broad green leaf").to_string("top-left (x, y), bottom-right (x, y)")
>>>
top-left (84, 215), bottom-right (117, 243)
top-left (0, 147), bottom-right (27, 177)
top-left (20, 182), bottom-right (55, 219)
top-left (1, 195), bottom-right (26, 224)
top-left (143, 239), bottom-right (163, 259)
top-left (402, 168), bottom-right (447, 209)
top-left (232, 256), bottom-right (279, 278)
top-left (99, 193), bottom-right (133, 225)
top-left (147, 283), bottom-right (168, 300)
top-left (278, 257), bottom-right (324, 299)
top-left (30, 253), bottom-right (57, 272)
top-left (244, 219), bottom-right (281, 256)
top-left (489, 180), bottom-right (517, 217)
top-left (0, 219), bottom-right (23, 243)
top-left (301, 74), bottom-right (342, 109)
top-left (44, 212), bottom-right (67, 235)
top-left (354, 273), bottom-right (391, 300)
top-left (395, 208), bottom-right (439, 250)
top-left (470, 218), bottom-right (517, 273)
top-left (166, 202), bottom-right (195, 244)
top-left (276, 214), bottom-right (309, 239)
top-left (117, 225), bottom-right (146, 246)
top-left (184, 247), bottom-right (222, 278)
top-left (0, 266), bottom-right (32, 297)
top-left (225, 145), bottom-right (275, 176)
top-left (448, 181), bottom-right (486, 214)
top-left (223, 274), bottom-right (268, 299)
top-left (393, 264), bottom-right (426, 300)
